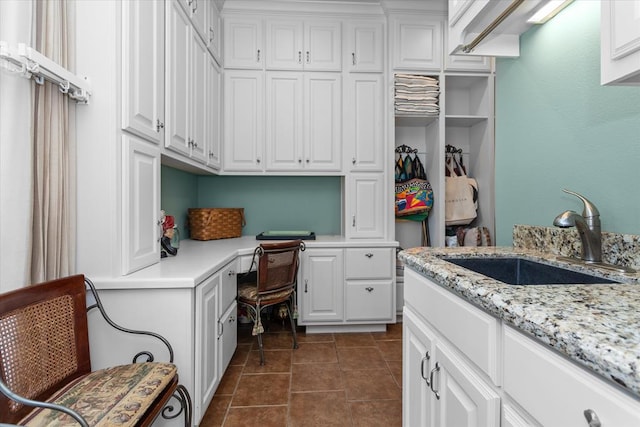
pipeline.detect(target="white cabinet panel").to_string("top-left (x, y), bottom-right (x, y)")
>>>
top-left (346, 21), bottom-right (384, 72)
top-left (207, 0), bottom-right (221, 62)
top-left (206, 56), bottom-right (221, 169)
top-left (601, 0), bottom-right (640, 85)
top-left (195, 274), bottom-right (220, 423)
top-left (503, 325), bottom-right (640, 427)
top-left (345, 280), bottom-right (394, 321)
top-left (224, 17), bottom-right (263, 69)
top-left (265, 72), bottom-right (304, 171)
top-left (190, 32), bottom-right (209, 164)
top-left (304, 73), bottom-right (341, 171)
top-left (299, 249), bottom-right (344, 323)
top-left (218, 300), bottom-right (238, 376)
top-left (223, 70), bottom-right (264, 171)
top-left (344, 74), bottom-right (384, 172)
top-left (265, 20), bottom-right (304, 70)
top-left (345, 173), bottom-right (385, 239)
top-left (121, 0), bottom-right (164, 144)
top-left (122, 135), bottom-right (160, 275)
top-left (305, 21), bottom-right (342, 71)
top-left (391, 16), bottom-right (443, 71)
top-left (345, 248), bottom-right (393, 279)
top-left (165, 0), bottom-right (191, 156)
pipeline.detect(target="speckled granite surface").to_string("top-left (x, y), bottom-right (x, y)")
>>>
top-left (398, 244), bottom-right (640, 398)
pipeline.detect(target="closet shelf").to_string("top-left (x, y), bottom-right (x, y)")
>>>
top-left (395, 115), bottom-right (438, 127)
top-left (445, 115), bottom-right (489, 127)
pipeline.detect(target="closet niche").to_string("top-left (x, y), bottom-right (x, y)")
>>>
top-left (393, 72), bottom-right (495, 248)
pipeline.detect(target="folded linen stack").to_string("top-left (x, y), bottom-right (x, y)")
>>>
top-left (394, 74), bottom-right (440, 116)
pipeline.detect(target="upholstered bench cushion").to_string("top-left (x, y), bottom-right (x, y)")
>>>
top-left (237, 283), bottom-right (293, 303)
top-left (20, 362), bottom-right (177, 427)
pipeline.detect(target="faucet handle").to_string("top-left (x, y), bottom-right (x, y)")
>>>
top-left (562, 189), bottom-right (600, 218)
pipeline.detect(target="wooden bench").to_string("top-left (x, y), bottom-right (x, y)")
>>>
top-left (0, 274), bottom-right (192, 426)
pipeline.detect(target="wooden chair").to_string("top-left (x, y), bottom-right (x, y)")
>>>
top-left (0, 274), bottom-right (192, 426)
top-left (237, 240), bottom-right (305, 365)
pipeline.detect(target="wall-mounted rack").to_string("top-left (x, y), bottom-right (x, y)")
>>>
top-left (0, 41), bottom-right (91, 104)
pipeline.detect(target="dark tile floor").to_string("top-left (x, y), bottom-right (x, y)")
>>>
top-left (200, 320), bottom-right (403, 427)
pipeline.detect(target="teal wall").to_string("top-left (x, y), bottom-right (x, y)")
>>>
top-left (495, 0), bottom-right (640, 245)
top-left (161, 167), bottom-right (342, 239)
top-left (196, 176), bottom-right (341, 236)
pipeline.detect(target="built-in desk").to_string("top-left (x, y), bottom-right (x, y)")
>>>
top-left (86, 235), bottom-right (397, 426)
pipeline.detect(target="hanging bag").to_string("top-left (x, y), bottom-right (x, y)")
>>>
top-left (395, 153), bottom-right (434, 217)
top-left (445, 155), bottom-right (478, 226)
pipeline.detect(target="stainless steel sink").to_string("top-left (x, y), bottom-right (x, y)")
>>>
top-left (443, 257), bottom-right (621, 285)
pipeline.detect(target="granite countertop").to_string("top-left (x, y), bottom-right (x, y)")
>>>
top-left (398, 246), bottom-right (640, 398)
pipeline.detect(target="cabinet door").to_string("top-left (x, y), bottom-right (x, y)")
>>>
top-left (265, 20), bottom-right (304, 70)
top-left (299, 249), bottom-right (344, 323)
top-left (195, 274), bottom-right (220, 422)
top-left (344, 74), bottom-right (384, 171)
top-left (304, 73), bottom-right (341, 171)
top-left (265, 72), bottom-right (304, 171)
top-left (392, 16), bottom-right (442, 71)
top-left (218, 300), bottom-right (238, 377)
top-left (165, 1), bottom-right (191, 156)
top-left (403, 308), bottom-right (436, 427)
top-left (207, 0), bottom-right (221, 62)
top-left (190, 31), bottom-right (209, 164)
top-left (122, 136), bottom-right (160, 275)
top-left (433, 341), bottom-right (500, 427)
top-left (304, 21), bottom-right (342, 71)
top-left (346, 21), bottom-right (383, 72)
top-left (189, 0), bottom-right (207, 42)
top-left (223, 70), bottom-right (264, 171)
top-left (445, 53), bottom-right (492, 72)
top-left (121, 0), bottom-right (164, 144)
top-left (207, 56), bottom-right (221, 169)
top-left (345, 173), bottom-right (385, 239)
top-left (224, 17), bottom-right (263, 69)
top-left (601, 0), bottom-right (640, 85)
top-left (345, 280), bottom-right (394, 321)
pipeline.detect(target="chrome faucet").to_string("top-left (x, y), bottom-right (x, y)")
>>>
top-left (553, 189), bottom-right (602, 263)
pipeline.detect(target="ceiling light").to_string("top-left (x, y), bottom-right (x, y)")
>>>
top-left (527, 0), bottom-right (573, 24)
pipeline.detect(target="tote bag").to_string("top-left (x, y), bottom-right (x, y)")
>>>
top-left (445, 160), bottom-right (478, 226)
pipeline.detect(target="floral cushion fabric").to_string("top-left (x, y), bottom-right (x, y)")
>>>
top-left (20, 362), bottom-right (177, 427)
top-left (237, 283), bottom-right (293, 303)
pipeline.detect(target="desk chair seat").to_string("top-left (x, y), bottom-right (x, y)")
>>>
top-left (237, 240), bottom-right (305, 365)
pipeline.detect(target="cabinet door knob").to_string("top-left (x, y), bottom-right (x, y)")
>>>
top-left (429, 362), bottom-right (440, 400)
top-left (352, 215), bottom-right (356, 227)
top-left (228, 270), bottom-right (236, 276)
top-left (306, 51), bottom-right (310, 63)
top-left (304, 279), bottom-right (308, 293)
top-left (256, 157), bottom-right (261, 164)
top-left (352, 157), bottom-right (356, 165)
top-left (298, 51), bottom-right (302, 64)
top-left (583, 409), bottom-right (602, 427)
top-left (257, 49), bottom-right (261, 62)
top-left (365, 253), bottom-right (374, 258)
top-left (352, 52), bottom-right (356, 65)
top-left (365, 287), bottom-right (374, 292)
top-left (298, 158), bottom-right (302, 163)
top-left (156, 119), bottom-right (164, 132)
top-left (421, 351), bottom-right (431, 385)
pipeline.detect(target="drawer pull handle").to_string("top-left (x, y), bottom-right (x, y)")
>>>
top-left (583, 409), bottom-right (601, 427)
top-left (365, 253), bottom-right (374, 258)
top-left (365, 287), bottom-right (374, 292)
top-left (228, 270), bottom-right (236, 276)
top-left (429, 362), bottom-right (440, 400)
top-left (304, 279), bottom-right (308, 293)
top-left (420, 351), bottom-right (431, 385)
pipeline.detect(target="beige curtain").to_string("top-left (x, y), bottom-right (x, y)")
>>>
top-left (30, 0), bottom-right (76, 283)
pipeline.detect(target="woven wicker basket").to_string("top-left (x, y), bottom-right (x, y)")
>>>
top-left (188, 208), bottom-right (245, 240)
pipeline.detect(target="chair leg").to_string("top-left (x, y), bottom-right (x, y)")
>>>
top-left (286, 300), bottom-right (299, 350)
top-left (257, 330), bottom-right (265, 365)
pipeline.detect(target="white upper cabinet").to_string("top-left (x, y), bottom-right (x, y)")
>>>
top-left (390, 15), bottom-right (443, 71)
top-left (207, 57), bottom-right (221, 169)
top-left (165, 1), bottom-right (191, 156)
top-left (207, 0), bottom-right (221, 62)
top-left (265, 19), bottom-right (341, 71)
top-left (346, 21), bottom-right (384, 72)
top-left (223, 70), bottom-right (264, 171)
top-left (345, 173), bottom-right (385, 239)
top-left (121, 0), bottom-right (165, 144)
top-left (190, 32), bottom-right (209, 164)
top-left (344, 73), bottom-right (384, 172)
top-left (601, 0), bottom-right (640, 85)
top-left (189, 0), bottom-right (208, 42)
top-left (224, 17), bottom-right (264, 69)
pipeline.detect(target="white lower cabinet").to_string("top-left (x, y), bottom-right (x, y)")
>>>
top-left (217, 260), bottom-right (238, 377)
top-left (503, 324), bottom-right (640, 427)
top-left (345, 173), bottom-right (385, 239)
top-left (299, 248), bottom-right (344, 323)
top-left (195, 274), bottom-right (220, 422)
top-left (403, 306), bottom-right (500, 427)
top-left (405, 268), bottom-right (640, 427)
top-left (299, 247), bottom-right (395, 327)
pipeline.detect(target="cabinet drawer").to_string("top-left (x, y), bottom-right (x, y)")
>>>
top-left (404, 269), bottom-right (499, 384)
top-left (345, 280), bottom-right (394, 321)
top-left (219, 260), bottom-right (239, 312)
top-left (345, 248), bottom-right (393, 279)
top-left (503, 325), bottom-right (640, 427)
